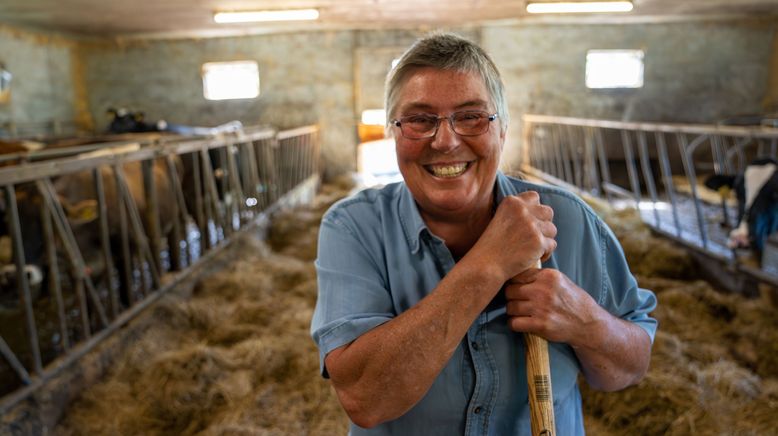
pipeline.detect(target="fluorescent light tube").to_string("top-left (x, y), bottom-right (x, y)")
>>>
top-left (526, 2), bottom-right (633, 14)
top-left (214, 9), bottom-right (320, 23)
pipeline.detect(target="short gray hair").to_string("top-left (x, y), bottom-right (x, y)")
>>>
top-left (385, 32), bottom-right (509, 133)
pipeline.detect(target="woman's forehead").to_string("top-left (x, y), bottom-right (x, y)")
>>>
top-left (395, 68), bottom-right (491, 114)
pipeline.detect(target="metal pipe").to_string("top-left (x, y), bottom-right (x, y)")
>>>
top-left (676, 133), bottom-right (710, 250)
top-left (114, 167), bottom-right (161, 290)
top-left (637, 131), bottom-right (661, 227)
top-left (0, 336), bottom-right (30, 385)
top-left (93, 167), bottom-right (118, 318)
top-left (113, 165), bottom-right (134, 307)
top-left (4, 185), bottom-right (43, 374)
top-left (0, 173), bottom-right (316, 416)
top-left (142, 160), bottom-right (163, 275)
top-left (620, 130), bottom-right (642, 206)
top-left (594, 128), bottom-right (613, 203)
top-left (165, 155), bottom-right (184, 271)
top-left (190, 151), bottom-right (207, 254)
top-left (655, 132), bottom-right (682, 237)
top-left (37, 179), bottom-right (108, 328)
top-left (40, 197), bottom-right (69, 351)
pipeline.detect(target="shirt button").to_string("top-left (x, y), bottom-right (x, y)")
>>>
top-left (474, 406), bottom-right (482, 414)
top-left (471, 341), bottom-right (479, 351)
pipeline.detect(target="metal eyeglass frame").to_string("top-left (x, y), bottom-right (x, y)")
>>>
top-left (391, 111), bottom-right (499, 139)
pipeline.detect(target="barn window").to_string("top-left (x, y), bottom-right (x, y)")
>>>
top-left (202, 61), bottom-right (260, 100)
top-left (361, 109), bottom-right (386, 126)
top-left (585, 50), bottom-right (644, 89)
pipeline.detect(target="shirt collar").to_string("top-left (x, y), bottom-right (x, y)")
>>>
top-left (399, 171), bottom-right (520, 254)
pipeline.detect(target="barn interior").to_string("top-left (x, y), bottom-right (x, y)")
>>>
top-left (1, 0), bottom-right (778, 434)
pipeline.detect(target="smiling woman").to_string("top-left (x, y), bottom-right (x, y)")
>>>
top-left (312, 33), bottom-right (656, 435)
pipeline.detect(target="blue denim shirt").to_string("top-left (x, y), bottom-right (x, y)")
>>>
top-left (311, 172), bottom-right (657, 436)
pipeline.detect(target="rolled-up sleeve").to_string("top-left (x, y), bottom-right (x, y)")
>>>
top-left (311, 210), bottom-right (394, 377)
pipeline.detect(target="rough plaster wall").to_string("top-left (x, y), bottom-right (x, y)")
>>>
top-left (482, 20), bottom-right (775, 169)
top-left (353, 28), bottom-right (480, 116)
top-left (0, 26), bottom-right (79, 136)
top-left (764, 29), bottom-right (778, 112)
top-left (81, 31), bottom-right (356, 178)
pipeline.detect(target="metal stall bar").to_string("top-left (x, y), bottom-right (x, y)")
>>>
top-left (142, 160), bottom-right (163, 276)
top-left (37, 179), bottom-right (109, 330)
top-left (40, 197), bottom-right (70, 350)
top-left (164, 155), bottom-right (187, 270)
top-left (594, 128), bottom-right (614, 203)
top-left (190, 151), bottom-right (207, 255)
top-left (677, 133), bottom-right (711, 251)
top-left (521, 114), bottom-right (778, 283)
top-left (224, 142), bottom-right (246, 230)
top-left (3, 185), bottom-right (42, 375)
top-left (559, 125), bottom-right (575, 185)
top-left (112, 165), bottom-right (134, 306)
top-left (199, 147), bottom-right (226, 245)
top-left (549, 125), bottom-right (566, 181)
top-left (114, 166), bottom-right (161, 291)
top-left (583, 127), bottom-right (601, 195)
top-left (0, 336), bottom-right (30, 384)
top-left (655, 132), bottom-right (682, 238)
top-left (620, 130), bottom-right (642, 206)
top-left (93, 167), bottom-right (119, 318)
top-left (636, 130), bottom-right (661, 227)
top-left (237, 141), bottom-right (259, 217)
top-left (567, 125), bottom-right (584, 190)
top-left (0, 125), bottom-right (321, 413)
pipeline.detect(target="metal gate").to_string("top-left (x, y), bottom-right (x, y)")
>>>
top-left (0, 125), bottom-right (320, 412)
top-left (521, 114), bottom-right (778, 287)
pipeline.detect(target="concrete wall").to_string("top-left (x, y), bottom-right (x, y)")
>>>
top-left (80, 31), bottom-right (356, 178)
top-left (0, 20), bottom-right (775, 175)
top-left (352, 28), bottom-right (480, 116)
top-left (0, 26), bottom-right (82, 137)
top-left (482, 20), bottom-right (776, 168)
top-left (79, 28), bottom-right (479, 178)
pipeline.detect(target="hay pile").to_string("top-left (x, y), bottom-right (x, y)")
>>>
top-left (55, 179), bottom-right (354, 436)
top-left (582, 196), bottom-right (778, 435)
top-left (268, 174), bottom-right (356, 262)
top-left (54, 181), bottom-right (778, 435)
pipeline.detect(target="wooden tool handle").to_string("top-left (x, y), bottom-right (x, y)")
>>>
top-left (523, 260), bottom-right (555, 436)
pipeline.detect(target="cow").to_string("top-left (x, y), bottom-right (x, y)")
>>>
top-left (0, 195), bottom-right (45, 308)
top-left (0, 139), bottom-right (45, 167)
top-left (704, 157), bottom-right (778, 256)
top-left (53, 147), bottom-right (185, 305)
top-left (0, 141), bottom-right (49, 304)
top-left (106, 108), bottom-right (166, 134)
top-left (1, 144), bottom-right (186, 310)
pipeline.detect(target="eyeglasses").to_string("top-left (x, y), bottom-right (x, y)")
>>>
top-left (392, 111), bottom-right (498, 139)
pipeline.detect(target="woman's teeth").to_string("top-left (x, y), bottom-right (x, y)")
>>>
top-left (428, 163), bottom-right (468, 178)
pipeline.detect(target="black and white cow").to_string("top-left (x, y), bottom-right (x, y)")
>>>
top-left (705, 157), bottom-right (778, 254)
top-left (106, 108), bottom-right (166, 134)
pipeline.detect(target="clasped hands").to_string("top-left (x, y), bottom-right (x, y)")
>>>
top-left (473, 191), bottom-right (596, 344)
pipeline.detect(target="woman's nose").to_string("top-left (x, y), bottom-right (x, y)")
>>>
top-left (429, 118), bottom-right (461, 153)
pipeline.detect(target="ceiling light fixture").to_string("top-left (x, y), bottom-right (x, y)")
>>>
top-left (526, 1), bottom-right (633, 14)
top-left (214, 9), bottom-right (320, 23)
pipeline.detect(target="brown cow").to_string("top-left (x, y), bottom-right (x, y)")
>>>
top-left (53, 148), bottom-right (185, 306)
top-left (1, 144), bottom-right (186, 309)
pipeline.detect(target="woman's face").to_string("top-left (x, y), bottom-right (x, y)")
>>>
top-left (392, 68), bottom-right (505, 221)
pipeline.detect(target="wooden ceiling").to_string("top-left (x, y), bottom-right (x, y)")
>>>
top-left (1, 0), bottom-right (777, 39)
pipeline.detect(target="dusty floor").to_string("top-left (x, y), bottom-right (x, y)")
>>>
top-left (55, 182), bottom-right (778, 435)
